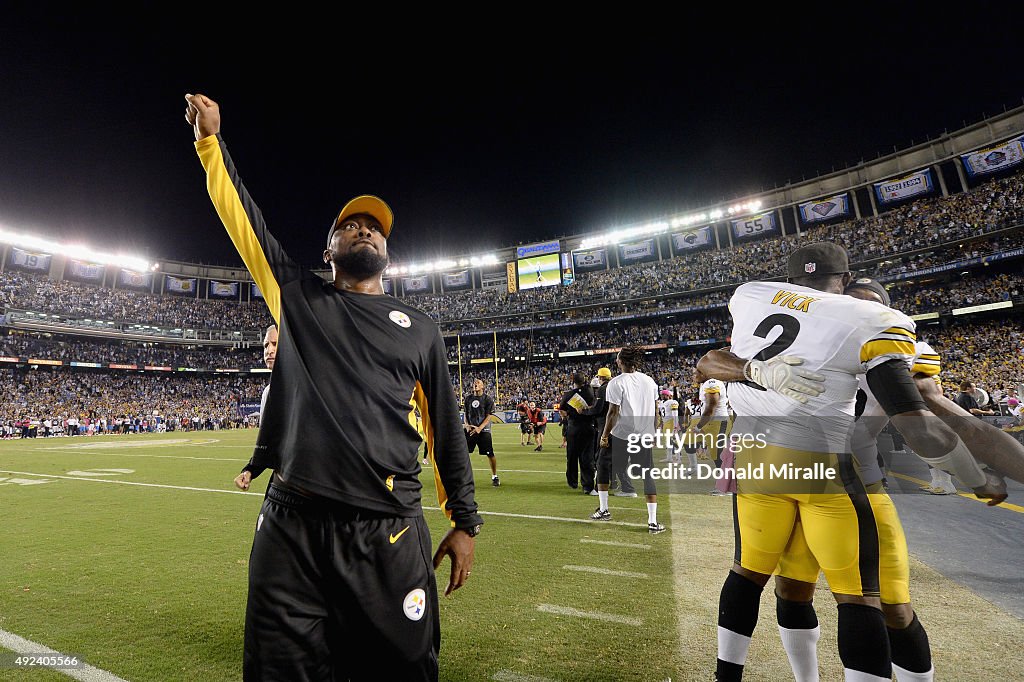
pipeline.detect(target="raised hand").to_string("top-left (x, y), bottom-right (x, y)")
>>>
top-left (184, 93), bottom-right (221, 141)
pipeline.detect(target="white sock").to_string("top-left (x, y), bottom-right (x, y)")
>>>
top-left (647, 502), bottom-right (657, 525)
top-left (598, 490), bottom-right (609, 511)
top-left (893, 663), bottom-right (934, 681)
top-left (686, 449), bottom-right (698, 469)
top-left (717, 625), bottom-right (752, 666)
top-left (779, 625), bottom-right (820, 682)
top-left (842, 670), bottom-right (891, 681)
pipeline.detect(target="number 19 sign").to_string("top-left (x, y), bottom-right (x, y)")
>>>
top-left (730, 210), bottom-right (779, 241)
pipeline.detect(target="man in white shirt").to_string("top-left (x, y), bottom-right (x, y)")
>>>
top-left (590, 344), bottom-right (666, 534)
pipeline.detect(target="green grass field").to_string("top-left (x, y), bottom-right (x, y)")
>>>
top-left (1, 425), bottom-right (1022, 681)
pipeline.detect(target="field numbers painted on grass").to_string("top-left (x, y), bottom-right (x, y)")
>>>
top-left (65, 469), bottom-right (135, 477)
top-left (0, 477), bottom-right (50, 486)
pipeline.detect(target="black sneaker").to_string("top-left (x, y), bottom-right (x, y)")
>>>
top-left (492, 476), bottom-right (500, 487)
top-left (534, 445), bottom-right (542, 452)
top-left (648, 522), bottom-right (667, 534)
top-left (589, 508), bottom-right (611, 521)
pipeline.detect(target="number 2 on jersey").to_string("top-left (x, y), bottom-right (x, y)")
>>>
top-left (752, 313), bottom-right (801, 361)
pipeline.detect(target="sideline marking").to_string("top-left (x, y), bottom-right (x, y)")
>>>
top-left (0, 470), bottom-right (649, 526)
top-left (0, 627), bottom-right (127, 682)
top-left (889, 472), bottom-right (1024, 513)
top-left (562, 565), bottom-right (648, 578)
top-left (44, 438), bottom-right (219, 449)
top-left (3, 446), bottom-right (244, 462)
top-left (580, 538), bottom-right (651, 550)
top-left (463, 509), bottom-right (647, 528)
top-left (493, 670), bottom-right (560, 682)
top-left (537, 604), bottom-right (643, 626)
top-left (0, 470), bottom-right (263, 496)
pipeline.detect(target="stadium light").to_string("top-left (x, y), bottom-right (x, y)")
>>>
top-left (726, 200), bottom-right (763, 216)
top-left (0, 228), bottom-right (153, 272)
top-left (580, 220), bottom-right (671, 250)
top-left (387, 253), bottom-right (498, 276)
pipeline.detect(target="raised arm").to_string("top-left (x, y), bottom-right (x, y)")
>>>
top-left (185, 93), bottom-right (303, 323)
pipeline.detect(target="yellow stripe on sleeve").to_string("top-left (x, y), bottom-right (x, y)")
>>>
top-left (883, 326), bottom-right (916, 339)
top-left (413, 381), bottom-right (453, 524)
top-left (859, 339), bottom-right (916, 363)
top-left (195, 136), bottom-right (283, 323)
top-left (911, 362), bottom-right (941, 377)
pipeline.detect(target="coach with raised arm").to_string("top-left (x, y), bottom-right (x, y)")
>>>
top-left (185, 93), bottom-right (482, 682)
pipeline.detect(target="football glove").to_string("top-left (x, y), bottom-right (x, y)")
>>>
top-left (743, 355), bottom-right (826, 404)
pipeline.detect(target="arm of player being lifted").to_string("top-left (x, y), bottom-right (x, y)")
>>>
top-left (913, 374), bottom-right (1024, 486)
top-left (185, 93), bottom-right (303, 324)
top-left (695, 349), bottom-right (825, 404)
top-left (868, 360), bottom-right (1007, 505)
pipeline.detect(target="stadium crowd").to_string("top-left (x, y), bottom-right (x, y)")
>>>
top-left (0, 368), bottom-right (266, 437)
top-left (445, 317), bottom-right (733, 362)
top-left (889, 271), bottom-right (1024, 313)
top-left (1, 332), bottom-right (262, 368)
top-left (0, 270), bottom-right (272, 330)
top-left (1, 172), bottom-right (1022, 335)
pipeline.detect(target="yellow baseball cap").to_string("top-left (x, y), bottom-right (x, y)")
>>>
top-left (597, 367), bottom-right (612, 378)
top-left (328, 195), bottom-right (394, 244)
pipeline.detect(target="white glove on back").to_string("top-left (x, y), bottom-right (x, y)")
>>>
top-left (743, 355), bottom-right (826, 404)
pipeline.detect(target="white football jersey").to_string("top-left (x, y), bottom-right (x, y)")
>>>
top-left (659, 399), bottom-right (680, 426)
top-left (699, 379), bottom-right (730, 419)
top-left (726, 281), bottom-right (917, 452)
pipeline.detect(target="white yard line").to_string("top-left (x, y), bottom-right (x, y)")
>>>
top-left (465, 509), bottom-right (647, 528)
top-left (580, 538), bottom-right (651, 550)
top-left (562, 565), bottom-right (648, 578)
top-left (1, 446), bottom-right (245, 462)
top-left (0, 470), bottom-right (650, 526)
top-left (536, 604), bottom-right (643, 627)
top-left (0, 470), bottom-right (262, 496)
top-left (0, 628), bottom-right (128, 682)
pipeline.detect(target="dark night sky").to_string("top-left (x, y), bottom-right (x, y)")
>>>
top-left (1, 8), bottom-right (1021, 270)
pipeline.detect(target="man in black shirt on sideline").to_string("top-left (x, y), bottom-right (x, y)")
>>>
top-left (955, 380), bottom-right (995, 417)
top-left (560, 372), bottom-right (597, 494)
top-left (464, 379), bottom-right (499, 487)
top-left (186, 93), bottom-right (482, 682)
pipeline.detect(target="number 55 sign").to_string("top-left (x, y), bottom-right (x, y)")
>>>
top-left (730, 211), bottom-right (778, 240)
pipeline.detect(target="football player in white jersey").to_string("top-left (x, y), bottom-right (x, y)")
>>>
top-left (694, 374), bottom-right (731, 466)
top-left (768, 277), bottom-right (1021, 682)
top-left (696, 243), bottom-right (1005, 682)
top-left (657, 389), bottom-right (680, 462)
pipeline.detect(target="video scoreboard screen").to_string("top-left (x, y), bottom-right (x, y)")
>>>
top-left (516, 253), bottom-right (561, 290)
